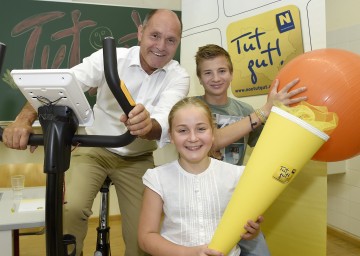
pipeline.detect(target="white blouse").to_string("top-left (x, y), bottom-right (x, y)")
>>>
top-left (143, 158), bottom-right (245, 255)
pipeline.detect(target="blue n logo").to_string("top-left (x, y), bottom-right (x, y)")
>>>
top-left (276, 10), bottom-right (295, 33)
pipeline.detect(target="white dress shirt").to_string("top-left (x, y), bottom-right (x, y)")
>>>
top-left (72, 46), bottom-right (189, 156)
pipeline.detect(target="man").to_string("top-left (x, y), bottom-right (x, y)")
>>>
top-left (3, 9), bottom-right (189, 256)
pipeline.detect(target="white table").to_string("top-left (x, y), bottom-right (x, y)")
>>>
top-left (0, 187), bottom-right (45, 256)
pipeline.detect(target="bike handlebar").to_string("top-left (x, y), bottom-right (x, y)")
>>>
top-left (0, 37), bottom-right (136, 148)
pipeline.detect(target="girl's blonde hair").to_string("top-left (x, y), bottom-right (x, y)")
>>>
top-left (168, 97), bottom-right (214, 132)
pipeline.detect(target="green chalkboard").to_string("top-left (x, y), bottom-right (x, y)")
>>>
top-left (0, 0), bottom-right (181, 121)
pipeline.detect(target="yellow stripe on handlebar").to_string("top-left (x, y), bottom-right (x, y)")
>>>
top-left (120, 80), bottom-right (135, 106)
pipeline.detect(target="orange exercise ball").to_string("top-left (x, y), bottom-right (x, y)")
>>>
top-left (272, 48), bottom-right (360, 162)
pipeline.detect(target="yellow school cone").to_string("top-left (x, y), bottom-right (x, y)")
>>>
top-left (208, 106), bottom-right (330, 255)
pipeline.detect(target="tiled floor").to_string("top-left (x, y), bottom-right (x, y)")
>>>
top-left (19, 217), bottom-right (360, 256)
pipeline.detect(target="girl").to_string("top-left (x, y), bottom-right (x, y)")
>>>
top-left (138, 97), bottom-right (263, 256)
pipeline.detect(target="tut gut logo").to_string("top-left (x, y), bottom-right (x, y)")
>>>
top-left (273, 165), bottom-right (297, 184)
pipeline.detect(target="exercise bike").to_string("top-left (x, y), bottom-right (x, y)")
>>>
top-left (0, 37), bottom-right (135, 256)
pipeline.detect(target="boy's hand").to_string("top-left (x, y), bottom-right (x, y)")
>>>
top-left (263, 78), bottom-right (307, 116)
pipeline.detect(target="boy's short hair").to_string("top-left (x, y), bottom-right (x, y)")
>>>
top-left (195, 44), bottom-right (233, 76)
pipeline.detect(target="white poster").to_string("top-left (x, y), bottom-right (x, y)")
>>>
top-left (181, 0), bottom-right (325, 98)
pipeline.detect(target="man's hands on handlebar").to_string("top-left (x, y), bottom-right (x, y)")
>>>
top-left (2, 118), bottom-right (36, 152)
top-left (2, 102), bottom-right (38, 152)
top-left (120, 103), bottom-right (152, 137)
top-left (2, 102), bottom-right (157, 153)
top-left (120, 103), bottom-right (163, 141)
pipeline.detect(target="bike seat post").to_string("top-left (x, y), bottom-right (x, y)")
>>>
top-left (94, 177), bottom-right (112, 256)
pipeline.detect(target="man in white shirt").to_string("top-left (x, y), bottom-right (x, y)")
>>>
top-left (2, 9), bottom-right (189, 256)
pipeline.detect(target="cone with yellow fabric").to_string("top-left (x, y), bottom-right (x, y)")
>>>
top-left (208, 103), bottom-right (337, 255)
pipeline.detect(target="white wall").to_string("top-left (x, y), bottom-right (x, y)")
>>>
top-left (326, 0), bottom-right (360, 238)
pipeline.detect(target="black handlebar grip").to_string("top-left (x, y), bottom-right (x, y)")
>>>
top-left (103, 37), bottom-right (135, 115)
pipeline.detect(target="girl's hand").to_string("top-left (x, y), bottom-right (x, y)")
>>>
top-left (241, 216), bottom-right (264, 240)
top-left (191, 244), bottom-right (224, 256)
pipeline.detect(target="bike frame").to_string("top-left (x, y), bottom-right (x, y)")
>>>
top-left (0, 37), bottom-right (134, 256)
